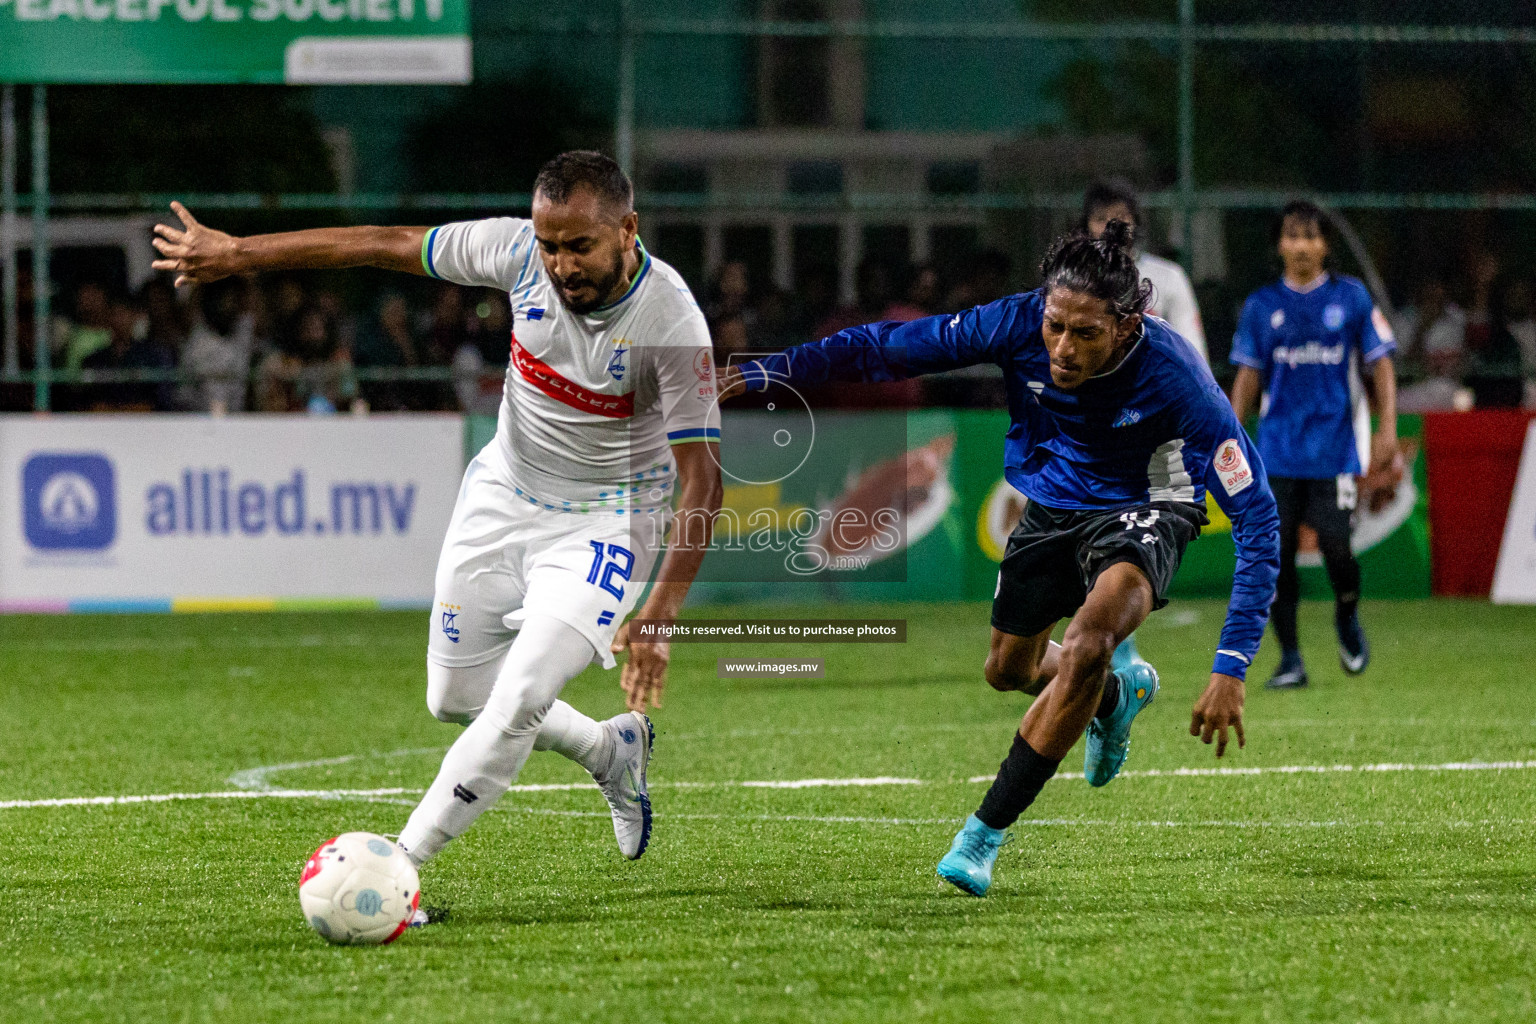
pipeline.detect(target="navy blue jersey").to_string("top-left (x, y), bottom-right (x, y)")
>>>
top-left (1230, 274), bottom-right (1396, 479)
top-left (740, 291), bottom-right (1280, 681)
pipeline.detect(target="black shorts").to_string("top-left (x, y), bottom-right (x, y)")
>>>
top-left (991, 499), bottom-right (1208, 638)
top-left (1270, 475), bottom-right (1356, 545)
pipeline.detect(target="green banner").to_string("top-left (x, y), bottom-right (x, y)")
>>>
top-left (0, 0), bottom-right (469, 83)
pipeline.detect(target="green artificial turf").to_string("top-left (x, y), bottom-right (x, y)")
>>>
top-left (1, 599), bottom-right (1534, 1023)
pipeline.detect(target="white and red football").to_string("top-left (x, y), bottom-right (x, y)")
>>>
top-left (299, 832), bottom-right (420, 945)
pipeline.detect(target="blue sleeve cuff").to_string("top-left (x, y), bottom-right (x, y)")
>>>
top-left (1212, 650), bottom-right (1252, 681)
top-left (740, 360), bottom-right (770, 391)
top-left (1230, 353), bottom-right (1265, 370)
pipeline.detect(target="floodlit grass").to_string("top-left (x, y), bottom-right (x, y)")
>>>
top-left (2, 599), bottom-right (1534, 1023)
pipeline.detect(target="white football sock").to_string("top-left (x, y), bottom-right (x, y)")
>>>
top-left (399, 615), bottom-right (596, 864)
top-left (532, 700), bottom-right (610, 773)
top-left (427, 653), bottom-right (608, 771)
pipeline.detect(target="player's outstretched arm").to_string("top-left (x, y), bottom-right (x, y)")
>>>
top-left (151, 202), bottom-right (430, 287)
top-left (725, 299), bottom-right (1016, 396)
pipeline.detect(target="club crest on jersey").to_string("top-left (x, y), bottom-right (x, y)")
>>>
top-left (693, 349), bottom-right (714, 382)
top-left (1323, 303), bottom-right (1345, 330)
top-left (439, 603), bottom-right (461, 643)
top-left (1215, 439), bottom-right (1254, 496)
top-left (1270, 309), bottom-right (1285, 329)
top-left (1112, 408), bottom-right (1142, 428)
top-left (609, 340), bottom-right (629, 382)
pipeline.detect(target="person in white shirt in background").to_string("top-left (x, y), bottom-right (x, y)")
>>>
top-left (1079, 179), bottom-right (1210, 673)
top-left (1081, 179), bottom-right (1209, 363)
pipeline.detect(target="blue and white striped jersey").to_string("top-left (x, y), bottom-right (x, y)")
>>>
top-left (740, 289), bottom-right (1280, 680)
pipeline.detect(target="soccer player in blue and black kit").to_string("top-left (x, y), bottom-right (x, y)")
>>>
top-left (721, 223), bottom-right (1280, 897)
top-left (1230, 201), bottom-right (1398, 689)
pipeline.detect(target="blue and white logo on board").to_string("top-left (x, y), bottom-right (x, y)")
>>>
top-left (22, 452), bottom-right (117, 551)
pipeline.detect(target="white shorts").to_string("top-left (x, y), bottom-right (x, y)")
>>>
top-left (428, 446), bottom-right (668, 671)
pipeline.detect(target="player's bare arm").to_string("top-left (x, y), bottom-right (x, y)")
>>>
top-left (612, 440), bottom-right (724, 712)
top-left (1229, 365), bottom-right (1262, 422)
top-left (151, 201), bottom-right (429, 287)
top-left (1366, 354), bottom-right (1399, 475)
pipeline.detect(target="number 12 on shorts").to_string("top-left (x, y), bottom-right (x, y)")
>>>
top-left (586, 541), bottom-right (635, 600)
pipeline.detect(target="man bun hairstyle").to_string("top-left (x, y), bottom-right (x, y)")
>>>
top-left (533, 150), bottom-right (634, 212)
top-left (1039, 220), bottom-right (1152, 320)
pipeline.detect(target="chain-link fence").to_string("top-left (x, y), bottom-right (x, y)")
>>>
top-left (4, 1), bottom-right (1535, 409)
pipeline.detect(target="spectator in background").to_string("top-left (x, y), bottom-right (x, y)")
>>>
top-left (748, 288), bottom-right (808, 351)
top-left (944, 249), bottom-right (1012, 310)
top-left (79, 290), bottom-right (177, 411)
top-left (1464, 252), bottom-right (1499, 355)
top-left (0, 267), bottom-right (35, 411)
top-left (705, 260), bottom-right (756, 364)
top-left (256, 303), bottom-right (354, 413)
top-left (420, 284), bottom-right (468, 367)
top-left (142, 277), bottom-right (189, 354)
top-left (355, 292), bottom-right (420, 412)
top-left (453, 288), bottom-right (511, 414)
top-left (1396, 278), bottom-right (1467, 412)
top-left (881, 263), bottom-right (941, 323)
top-left (796, 263), bottom-right (840, 337)
top-left (1496, 278), bottom-right (1536, 409)
top-left (61, 281), bottom-right (113, 372)
top-left (1081, 179), bottom-right (1208, 362)
top-left (815, 257), bottom-right (897, 338)
top-left (180, 278), bottom-right (255, 413)
top-left (265, 275), bottom-right (308, 358)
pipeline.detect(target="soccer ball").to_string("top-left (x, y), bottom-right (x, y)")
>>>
top-left (299, 832), bottom-right (420, 945)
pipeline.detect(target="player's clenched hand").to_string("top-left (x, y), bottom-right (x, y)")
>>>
top-left (611, 621), bottom-right (671, 712)
top-left (716, 366), bottom-right (748, 401)
top-left (151, 202), bottom-right (243, 287)
top-left (1189, 672), bottom-right (1246, 758)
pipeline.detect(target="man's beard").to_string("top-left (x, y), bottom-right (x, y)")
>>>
top-left (556, 250), bottom-right (629, 315)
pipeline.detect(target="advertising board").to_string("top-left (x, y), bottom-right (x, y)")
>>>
top-left (1491, 420), bottom-right (1536, 605)
top-left (0, 414), bottom-right (463, 609)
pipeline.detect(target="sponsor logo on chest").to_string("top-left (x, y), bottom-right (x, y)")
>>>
top-left (510, 334), bottom-right (634, 419)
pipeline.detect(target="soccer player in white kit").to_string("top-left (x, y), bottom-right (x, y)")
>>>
top-left (152, 152), bottom-right (724, 882)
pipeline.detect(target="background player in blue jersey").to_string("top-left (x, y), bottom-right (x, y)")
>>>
top-left (721, 223), bottom-right (1280, 897)
top-left (1230, 201), bottom-right (1398, 690)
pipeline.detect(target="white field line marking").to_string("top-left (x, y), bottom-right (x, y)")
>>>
top-left (5, 757), bottom-right (1535, 813)
top-left (973, 758), bottom-right (1536, 784)
top-left (660, 717), bottom-right (1453, 742)
top-left (10, 633), bottom-right (401, 654)
top-left (10, 791), bottom-right (1521, 831)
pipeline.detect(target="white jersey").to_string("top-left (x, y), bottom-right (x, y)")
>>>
top-left (423, 219), bottom-right (719, 515)
top-left (1138, 252), bottom-right (1207, 362)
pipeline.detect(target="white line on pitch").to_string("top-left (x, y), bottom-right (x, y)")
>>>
top-left (7, 758), bottom-right (1536, 813)
top-left (972, 758), bottom-right (1536, 784)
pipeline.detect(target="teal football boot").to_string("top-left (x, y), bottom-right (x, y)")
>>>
top-left (1110, 633), bottom-right (1142, 675)
top-left (936, 814), bottom-right (1011, 896)
top-left (1083, 661), bottom-right (1159, 787)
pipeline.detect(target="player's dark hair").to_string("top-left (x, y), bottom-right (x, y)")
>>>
top-left (1273, 199), bottom-right (1330, 243)
top-left (1080, 178), bottom-right (1143, 233)
top-left (532, 150), bottom-right (634, 212)
top-left (1039, 220), bottom-right (1152, 320)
